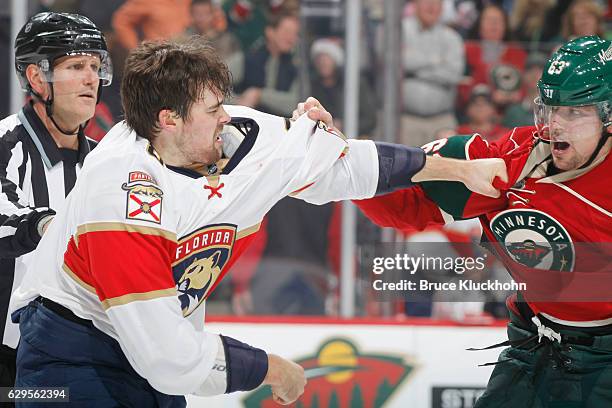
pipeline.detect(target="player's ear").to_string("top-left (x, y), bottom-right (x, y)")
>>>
top-left (158, 109), bottom-right (179, 130)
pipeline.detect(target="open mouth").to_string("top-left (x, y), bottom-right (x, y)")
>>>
top-left (214, 126), bottom-right (225, 144)
top-left (552, 141), bottom-right (570, 152)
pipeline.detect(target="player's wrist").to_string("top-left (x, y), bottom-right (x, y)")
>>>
top-left (413, 155), bottom-right (459, 183)
top-left (263, 354), bottom-right (281, 386)
top-left (454, 159), bottom-right (474, 184)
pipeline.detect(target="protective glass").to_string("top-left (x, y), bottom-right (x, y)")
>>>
top-left (534, 97), bottom-right (604, 142)
top-left (37, 50), bottom-right (113, 86)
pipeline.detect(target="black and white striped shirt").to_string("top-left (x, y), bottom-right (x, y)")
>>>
top-left (0, 102), bottom-right (96, 348)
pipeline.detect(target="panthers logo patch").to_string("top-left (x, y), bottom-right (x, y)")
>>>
top-left (490, 209), bottom-right (575, 271)
top-left (173, 224), bottom-right (236, 316)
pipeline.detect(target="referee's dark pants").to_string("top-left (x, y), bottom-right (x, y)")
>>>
top-left (12, 298), bottom-right (186, 407)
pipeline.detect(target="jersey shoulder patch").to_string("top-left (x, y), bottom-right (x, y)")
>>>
top-left (122, 171), bottom-right (164, 224)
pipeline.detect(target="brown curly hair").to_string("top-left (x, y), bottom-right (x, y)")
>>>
top-left (121, 35), bottom-right (232, 141)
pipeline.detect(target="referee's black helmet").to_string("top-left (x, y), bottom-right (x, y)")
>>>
top-left (14, 12), bottom-right (112, 91)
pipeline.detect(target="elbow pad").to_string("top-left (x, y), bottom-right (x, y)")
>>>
top-left (375, 142), bottom-right (426, 195)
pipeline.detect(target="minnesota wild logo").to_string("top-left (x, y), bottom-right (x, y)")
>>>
top-left (490, 209), bottom-right (575, 271)
top-left (243, 338), bottom-right (415, 408)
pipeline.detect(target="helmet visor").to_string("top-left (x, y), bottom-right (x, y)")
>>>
top-left (534, 97), bottom-right (606, 142)
top-left (38, 50), bottom-right (113, 86)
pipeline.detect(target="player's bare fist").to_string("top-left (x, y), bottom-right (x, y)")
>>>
top-left (412, 155), bottom-right (508, 197)
top-left (263, 354), bottom-right (306, 405)
top-left (460, 158), bottom-right (509, 198)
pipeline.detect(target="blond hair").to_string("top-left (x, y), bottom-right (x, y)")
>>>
top-left (510, 0), bottom-right (555, 39)
top-left (561, 0), bottom-right (604, 39)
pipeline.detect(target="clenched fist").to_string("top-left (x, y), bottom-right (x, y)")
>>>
top-left (459, 158), bottom-right (509, 198)
top-left (263, 354), bottom-right (306, 405)
top-left (412, 155), bottom-right (509, 198)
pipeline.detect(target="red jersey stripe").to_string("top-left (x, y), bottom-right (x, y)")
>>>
top-left (64, 223), bottom-right (178, 305)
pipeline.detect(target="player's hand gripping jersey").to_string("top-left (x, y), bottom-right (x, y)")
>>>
top-left (10, 106), bottom-right (379, 395)
top-left (357, 126), bottom-right (612, 326)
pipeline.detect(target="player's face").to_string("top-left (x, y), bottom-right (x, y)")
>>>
top-left (45, 54), bottom-right (101, 129)
top-left (176, 89), bottom-right (230, 166)
top-left (548, 104), bottom-right (603, 170)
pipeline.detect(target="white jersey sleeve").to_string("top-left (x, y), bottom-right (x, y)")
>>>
top-left (222, 105), bottom-right (378, 207)
top-left (290, 139), bottom-right (378, 204)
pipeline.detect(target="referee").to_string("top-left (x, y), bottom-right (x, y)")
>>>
top-left (0, 12), bottom-right (112, 391)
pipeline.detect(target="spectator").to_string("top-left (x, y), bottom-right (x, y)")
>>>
top-left (489, 63), bottom-right (523, 111)
top-left (223, 0), bottom-right (268, 51)
top-left (235, 11), bottom-right (300, 117)
top-left (186, 0), bottom-right (244, 84)
top-left (400, 0), bottom-right (465, 148)
top-left (112, 0), bottom-right (191, 50)
top-left (461, 4), bottom-right (527, 104)
top-left (445, 0), bottom-right (480, 37)
top-left (309, 38), bottom-right (377, 138)
top-left (561, 0), bottom-right (606, 40)
top-left (457, 84), bottom-right (510, 142)
top-left (503, 53), bottom-right (547, 128)
top-left (529, 0), bottom-right (607, 50)
top-left (510, 0), bottom-right (556, 46)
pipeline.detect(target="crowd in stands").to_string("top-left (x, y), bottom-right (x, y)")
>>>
top-left (4, 0), bottom-right (610, 145)
top-left (1, 0), bottom-right (610, 320)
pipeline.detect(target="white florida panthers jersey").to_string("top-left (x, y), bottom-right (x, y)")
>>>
top-left (10, 105), bottom-right (378, 395)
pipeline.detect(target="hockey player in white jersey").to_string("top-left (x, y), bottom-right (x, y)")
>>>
top-left (10, 37), bottom-right (507, 406)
